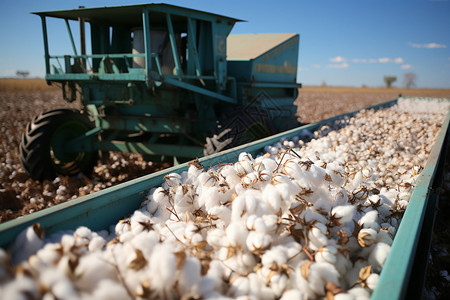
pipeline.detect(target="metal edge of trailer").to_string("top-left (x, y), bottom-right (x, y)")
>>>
top-left (372, 107), bottom-right (450, 300)
top-left (0, 98), bottom-right (397, 248)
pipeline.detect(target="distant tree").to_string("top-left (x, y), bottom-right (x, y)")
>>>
top-left (16, 70), bottom-right (30, 78)
top-left (403, 72), bottom-right (417, 89)
top-left (321, 81), bottom-right (327, 87)
top-left (383, 76), bottom-right (397, 88)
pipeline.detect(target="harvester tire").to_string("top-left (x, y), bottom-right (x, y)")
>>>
top-left (204, 106), bottom-right (274, 155)
top-left (19, 109), bottom-right (98, 181)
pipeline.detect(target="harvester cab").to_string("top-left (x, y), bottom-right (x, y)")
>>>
top-left (21, 3), bottom-right (301, 180)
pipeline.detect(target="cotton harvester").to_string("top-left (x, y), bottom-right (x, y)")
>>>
top-left (20, 3), bottom-right (301, 180)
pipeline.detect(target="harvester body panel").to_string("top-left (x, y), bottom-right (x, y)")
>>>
top-left (26, 3), bottom-right (300, 172)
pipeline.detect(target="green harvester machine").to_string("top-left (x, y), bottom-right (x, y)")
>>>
top-left (20, 3), bottom-right (301, 180)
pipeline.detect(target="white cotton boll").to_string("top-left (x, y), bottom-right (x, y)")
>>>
top-left (308, 222), bottom-right (329, 251)
top-left (163, 172), bottom-right (182, 188)
top-left (331, 205), bottom-right (355, 225)
top-left (261, 246), bottom-right (287, 267)
top-left (88, 235), bottom-right (106, 252)
top-left (368, 243), bottom-right (391, 272)
top-left (219, 165), bottom-right (241, 187)
top-left (34, 243), bottom-right (63, 267)
top-left (205, 260), bottom-right (226, 291)
top-left (280, 289), bottom-right (306, 300)
top-left (315, 245), bottom-right (337, 265)
top-left (202, 186), bottom-right (220, 212)
top-left (152, 187), bottom-right (169, 205)
top-left (130, 210), bottom-right (153, 235)
top-left (267, 272), bottom-right (289, 297)
top-left (274, 182), bottom-right (300, 209)
top-left (302, 210), bottom-right (328, 225)
top-left (246, 231), bottom-right (272, 253)
top-left (228, 275), bottom-right (250, 297)
top-left (74, 252), bottom-right (118, 292)
top-left (397, 199), bottom-right (409, 210)
top-left (240, 252), bottom-right (257, 270)
top-left (245, 214), bottom-right (258, 231)
top-left (261, 157), bottom-right (278, 173)
top-left (334, 293), bottom-right (355, 300)
top-left (226, 222), bottom-right (248, 247)
top-left (208, 205), bottom-right (231, 225)
top-left (359, 210), bottom-right (379, 227)
top-left (345, 260), bottom-right (370, 288)
top-left (130, 230), bottom-right (159, 257)
top-left (234, 160), bottom-right (253, 176)
top-left (307, 164), bottom-right (327, 184)
top-left (358, 228), bottom-right (377, 248)
top-left (187, 164), bottom-right (204, 181)
top-left (262, 214), bottom-right (279, 233)
top-left (281, 160), bottom-right (302, 179)
top-left (376, 229), bottom-right (393, 245)
top-left (362, 221), bottom-right (381, 231)
top-left (119, 231), bottom-right (135, 243)
top-left (231, 195), bottom-right (246, 222)
top-left (328, 169), bottom-right (346, 188)
top-left (252, 217), bottom-right (268, 233)
top-left (366, 273), bottom-right (379, 290)
top-left (115, 219), bottom-right (131, 236)
top-left (263, 184), bottom-right (282, 214)
top-left (74, 226), bottom-right (92, 247)
top-left (177, 256), bottom-right (202, 296)
top-left (85, 279), bottom-right (131, 300)
top-left (249, 272), bottom-right (276, 300)
top-left (9, 224), bottom-right (44, 264)
top-left (335, 189), bottom-right (349, 205)
top-left (207, 228), bottom-right (227, 248)
top-left (387, 225), bottom-right (396, 237)
top-left (193, 277), bottom-right (217, 299)
top-left (308, 262), bottom-right (341, 296)
top-left (149, 244), bottom-right (177, 292)
top-left (242, 172), bottom-right (259, 187)
top-left (239, 152), bottom-right (254, 162)
top-left (335, 249), bottom-right (352, 275)
top-left (1, 276), bottom-right (40, 300)
top-left (39, 268), bottom-right (70, 293)
top-left (347, 172), bottom-right (363, 190)
top-left (51, 278), bottom-right (78, 300)
top-left (347, 286), bottom-right (370, 299)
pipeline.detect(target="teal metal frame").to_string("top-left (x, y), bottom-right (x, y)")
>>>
top-left (32, 4), bottom-right (301, 163)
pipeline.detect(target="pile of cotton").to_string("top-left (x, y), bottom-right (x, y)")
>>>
top-left (1, 98), bottom-right (448, 299)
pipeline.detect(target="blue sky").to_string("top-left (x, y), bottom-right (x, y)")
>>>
top-left (1, 0), bottom-right (449, 88)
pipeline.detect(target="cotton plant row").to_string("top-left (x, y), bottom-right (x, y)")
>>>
top-left (0, 98), bottom-right (448, 299)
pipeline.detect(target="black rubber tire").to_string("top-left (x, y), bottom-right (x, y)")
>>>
top-left (19, 109), bottom-right (98, 181)
top-left (204, 105), bottom-right (274, 155)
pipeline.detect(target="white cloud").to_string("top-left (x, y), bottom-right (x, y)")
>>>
top-left (329, 56), bottom-right (347, 63)
top-left (401, 64), bottom-right (412, 69)
top-left (409, 42), bottom-right (447, 48)
top-left (369, 59), bottom-right (377, 63)
top-left (327, 62), bottom-right (349, 69)
top-left (394, 57), bottom-right (404, 64)
top-left (378, 57), bottom-right (390, 63)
